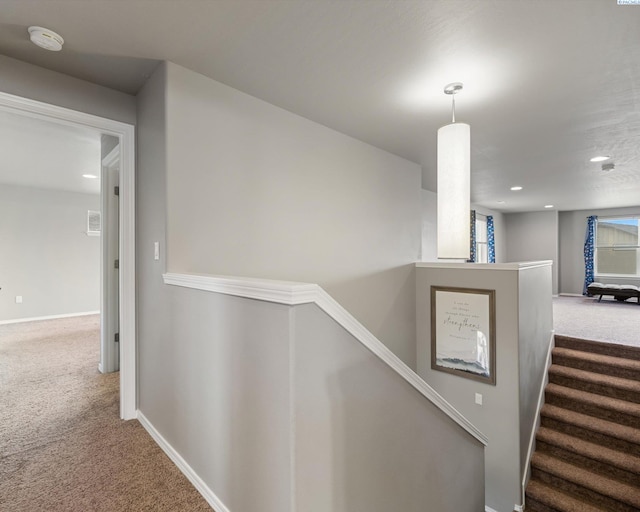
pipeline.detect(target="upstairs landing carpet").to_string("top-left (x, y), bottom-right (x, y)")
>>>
top-left (0, 315), bottom-right (212, 511)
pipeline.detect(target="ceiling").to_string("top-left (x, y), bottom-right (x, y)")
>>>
top-left (1, 0), bottom-right (639, 212)
top-left (0, 109), bottom-right (101, 194)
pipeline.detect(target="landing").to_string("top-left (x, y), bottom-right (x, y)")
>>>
top-left (553, 296), bottom-right (639, 348)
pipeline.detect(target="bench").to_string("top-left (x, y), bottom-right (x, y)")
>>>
top-left (587, 282), bottom-right (640, 304)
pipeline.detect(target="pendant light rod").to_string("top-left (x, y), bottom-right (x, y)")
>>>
top-left (444, 82), bottom-right (463, 124)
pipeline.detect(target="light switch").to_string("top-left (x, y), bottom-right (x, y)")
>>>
top-left (15, 295), bottom-right (22, 304)
top-left (475, 393), bottom-right (483, 405)
top-left (154, 242), bottom-right (160, 261)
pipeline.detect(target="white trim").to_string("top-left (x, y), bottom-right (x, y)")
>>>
top-left (415, 260), bottom-right (553, 271)
top-left (558, 293), bottom-right (584, 297)
top-left (514, 505), bottom-right (524, 512)
top-left (163, 272), bottom-right (488, 446)
top-left (138, 412), bottom-right (230, 512)
top-left (0, 91), bottom-right (137, 421)
top-left (521, 330), bottom-right (555, 507)
top-left (0, 310), bottom-right (99, 325)
top-left (485, 506), bottom-right (500, 512)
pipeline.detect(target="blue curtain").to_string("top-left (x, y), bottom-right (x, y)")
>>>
top-left (469, 210), bottom-right (477, 262)
top-left (487, 215), bottom-right (495, 263)
top-left (583, 215), bottom-right (597, 295)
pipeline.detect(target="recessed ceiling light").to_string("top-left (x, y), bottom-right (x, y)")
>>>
top-left (28, 26), bottom-right (64, 51)
top-left (82, 174), bottom-right (97, 179)
top-left (544, 204), bottom-right (554, 209)
top-left (590, 155), bottom-right (610, 163)
top-left (497, 200), bottom-right (506, 204)
top-left (510, 186), bottom-right (523, 191)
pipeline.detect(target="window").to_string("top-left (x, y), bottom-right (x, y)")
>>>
top-left (475, 214), bottom-right (488, 263)
top-left (595, 216), bottom-right (640, 276)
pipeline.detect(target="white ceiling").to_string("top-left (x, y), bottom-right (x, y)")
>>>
top-left (1, 0), bottom-right (639, 212)
top-left (0, 109), bottom-right (101, 194)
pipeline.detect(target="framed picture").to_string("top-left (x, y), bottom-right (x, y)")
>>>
top-left (431, 286), bottom-right (496, 385)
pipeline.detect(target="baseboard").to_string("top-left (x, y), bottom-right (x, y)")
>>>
top-left (558, 293), bottom-right (583, 297)
top-left (137, 411), bottom-right (230, 512)
top-left (0, 310), bottom-right (100, 325)
top-left (485, 506), bottom-right (499, 512)
top-left (513, 505), bottom-right (524, 512)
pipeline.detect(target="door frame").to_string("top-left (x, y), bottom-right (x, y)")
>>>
top-left (0, 91), bottom-right (137, 420)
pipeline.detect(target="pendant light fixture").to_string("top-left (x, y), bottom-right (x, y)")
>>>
top-left (437, 82), bottom-right (470, 259)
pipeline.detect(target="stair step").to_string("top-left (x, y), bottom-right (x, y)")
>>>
top-left (548, 364), bottom-right (640, 403)
top-left (526, 479), bottom-right (607, 512)
top-left (536, 427), bottom-right (640, 486)
top-left (545, 382), bottom-right (640, 428)
top-left (554, 336), bottom-right (640, 361)
top-left (531, 452), bottom-right (640, 510)
top-left (540, 404), bottom-right (640, 455)
top-left (552, 346), bottom-right (640, 380)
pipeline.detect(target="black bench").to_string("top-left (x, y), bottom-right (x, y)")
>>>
top-left (587, 282), bottom-right (640, 304)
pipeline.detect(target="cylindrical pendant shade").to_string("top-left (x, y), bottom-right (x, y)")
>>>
top-left (437, 122), bottom-right (470, 259)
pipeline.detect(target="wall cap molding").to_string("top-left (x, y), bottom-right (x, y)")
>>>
top-left (163, 272), bottom-right (488, 446)
top-left (416, 260), bottom-right (552, 271)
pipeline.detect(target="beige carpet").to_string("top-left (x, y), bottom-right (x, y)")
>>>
top-left (553, 295), bottom-right (640, 348)
top-left (0, 315), bottom-right (212, 511)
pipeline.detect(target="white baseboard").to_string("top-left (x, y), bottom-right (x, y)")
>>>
top-left (0, 310), bottom-right (100, 325)
top-left (137, 411), bottom-right (230, 512)
top-left (485, 507), bottom-right (499, 512)
top-left (557, 293), bottom-right (583, 297)
top-left (514, 505), bottom-right (524, 512)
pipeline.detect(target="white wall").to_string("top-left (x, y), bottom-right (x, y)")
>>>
top-left (0, 184), bottom-right (100, 321)
top-left (559, 206), bottom-right (640, 294)
top-left (420, 189), bottom-right (506, 263)
top-left (505, 211), bottom-right (559, 294)
top-left (164, 61), bottom-right (422, 367)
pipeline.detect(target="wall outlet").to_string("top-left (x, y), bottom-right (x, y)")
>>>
top-left (475, 393), bottom-right (483, 405)
top-left (154, 242), bottom-right (160, 261)
top-left (15, 295), bottom-right (23, 304)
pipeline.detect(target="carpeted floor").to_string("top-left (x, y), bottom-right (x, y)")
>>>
top-left (553, 295), bottom-right (640, 348)
top-left (0, 315), bottom-right (212, 512)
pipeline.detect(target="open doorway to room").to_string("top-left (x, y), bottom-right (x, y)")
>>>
top-left (0, 92), bottom-right (135, 420)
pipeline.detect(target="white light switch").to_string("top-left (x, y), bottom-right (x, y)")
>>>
top-left (475, 393), bottom-right (483, 405)
top-left (154, 242), bottom-right (160, 261)
top-left (15, 295), bottom-right (22, 304)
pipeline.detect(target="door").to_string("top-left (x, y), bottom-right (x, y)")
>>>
top-left (100, 144), bottom-right (120, 373)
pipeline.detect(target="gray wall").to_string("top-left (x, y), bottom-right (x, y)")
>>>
top-left (0, 55), bottom-right (136, 124)
top-left (505, 211), bottom-right (559, 294)
top-left (559, 206), bottom-right (640, 294)
top-left (138, 62), bottom-right (484, 512)
top-left (293, 303), bottom-right (484, 512)
top-left (0, 184), bottom-right (100, 321)
top-left (416, 262), bottom-right (553, 512)
top-left (163, 61), bottom-right (422, 367)
top-left (421, 189), bottom-right (506, 263)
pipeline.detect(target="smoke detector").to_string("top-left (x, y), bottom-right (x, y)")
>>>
top-left (602, 162), bottom-right (615, 173)
top-left (28, 26), bottom-right (64, 51)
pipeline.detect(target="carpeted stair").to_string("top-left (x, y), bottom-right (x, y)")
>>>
top-left (525, 335), bottom-right (640, 512)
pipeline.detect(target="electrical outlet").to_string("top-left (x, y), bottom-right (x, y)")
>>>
top-left (475, 393), bottom-right (483, 405)
top-left (154, 242), bottom-right (160, 261)
top-left (15, 295), bottom-right (23, 304)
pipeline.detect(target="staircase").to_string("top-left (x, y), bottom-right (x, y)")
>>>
top-left (525, 335), bottom-right (640, 512)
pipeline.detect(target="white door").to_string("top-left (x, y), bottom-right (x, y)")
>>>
top-left (100, 145), bottom-right (120, 373)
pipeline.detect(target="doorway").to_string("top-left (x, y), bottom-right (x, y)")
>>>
top-left (0, 91), bottom-right (136, 420)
